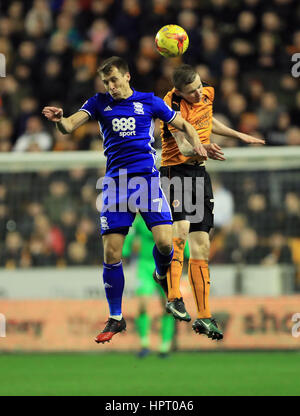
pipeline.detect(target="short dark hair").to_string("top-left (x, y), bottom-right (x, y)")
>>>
top-left (173, 64), bottom-right (197, 91)
top-left (97, 56), bottom-right (129, 76)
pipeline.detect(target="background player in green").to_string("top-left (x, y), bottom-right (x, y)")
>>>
top-left (123, 215), bottom-right (188, 357)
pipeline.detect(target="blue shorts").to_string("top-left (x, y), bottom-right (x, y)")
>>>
top-left (100, 171), bottom-right (172, 235)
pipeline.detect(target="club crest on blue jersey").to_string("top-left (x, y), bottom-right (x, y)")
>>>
top-left (133, 102), bottom-right (144, 114)
top-left (101, 216), bottom-right (109, 230)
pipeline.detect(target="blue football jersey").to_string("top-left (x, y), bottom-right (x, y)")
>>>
top-left (79, 89), bottom-right (176, 177)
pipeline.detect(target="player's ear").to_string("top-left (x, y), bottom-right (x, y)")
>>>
top-left (174, 88), bottom-right (182, 97)
top-left (125, 72), bottom-right (131, 82)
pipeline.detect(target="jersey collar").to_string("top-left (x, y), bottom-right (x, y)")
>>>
top-left (107, 88), bottom-right (136, 102)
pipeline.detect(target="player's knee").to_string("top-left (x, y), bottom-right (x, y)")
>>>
top-left (175, 228), bottom-right (188, 241)
top-left (190, 241), bottom-right (210, 261)
top-left (200, 246), bottom-right (210, 262)
top-left (173, 221), bottom-right (189, 241)
top-left (104, 246), bottom-right (122, 264)
top-left (156, 241), bottom-right (173, 256)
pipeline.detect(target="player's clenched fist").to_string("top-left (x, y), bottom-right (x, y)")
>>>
top-left (42, 106), bottom-right (63, 122)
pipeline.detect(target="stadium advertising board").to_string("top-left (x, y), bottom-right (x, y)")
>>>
top-left (0, 295), bottom-right (299, 351)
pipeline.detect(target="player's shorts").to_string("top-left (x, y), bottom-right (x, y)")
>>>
top-left (160, 163), bottom-right (214, 233)
top-left (100, 170), bottom-right (172, 235)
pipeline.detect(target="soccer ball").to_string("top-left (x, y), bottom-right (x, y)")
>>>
top-left (155, 24), bottom-right (189, 58)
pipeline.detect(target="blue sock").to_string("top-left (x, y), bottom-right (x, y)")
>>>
top-left (103, 261), bottom-right (125, 317)
top-left (153, 245), bottom-right (174, 276)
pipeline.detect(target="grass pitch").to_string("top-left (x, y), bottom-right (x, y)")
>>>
top-left (0, 351), bottom-right (299, 396)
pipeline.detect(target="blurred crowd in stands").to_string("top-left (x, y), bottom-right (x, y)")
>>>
top-left (0, 168), bottom-right (105, 267)
top-left (0, 0), bottom-right (299, 286)
top-left (0, 0), bottom-right (300, 151)
top-left (210, 173), bottom-right (299, 267)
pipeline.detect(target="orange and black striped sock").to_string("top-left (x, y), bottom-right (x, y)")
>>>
top-left (188, 259), bottom-right (211, 319)
top-left (167, 237), bottom-right (185, 301)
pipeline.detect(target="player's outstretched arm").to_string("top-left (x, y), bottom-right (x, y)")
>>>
top-left (212, 117), bottom-right (265, 145)
top-left (169, 113), bottom-right (207, 159)
top-left (171, 131), bottom-right (225, 161)
top-left (42, 106), bottom-right (89, 134)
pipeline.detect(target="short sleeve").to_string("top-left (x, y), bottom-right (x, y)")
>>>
top-left (204, 86), bottom-right (215, 103)
top-left (152, 95), bottom-right (176, 123)
top-left (163, 92), bottom-right (187, 134)
top-left (79, 94), bottom-right (98, 120)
